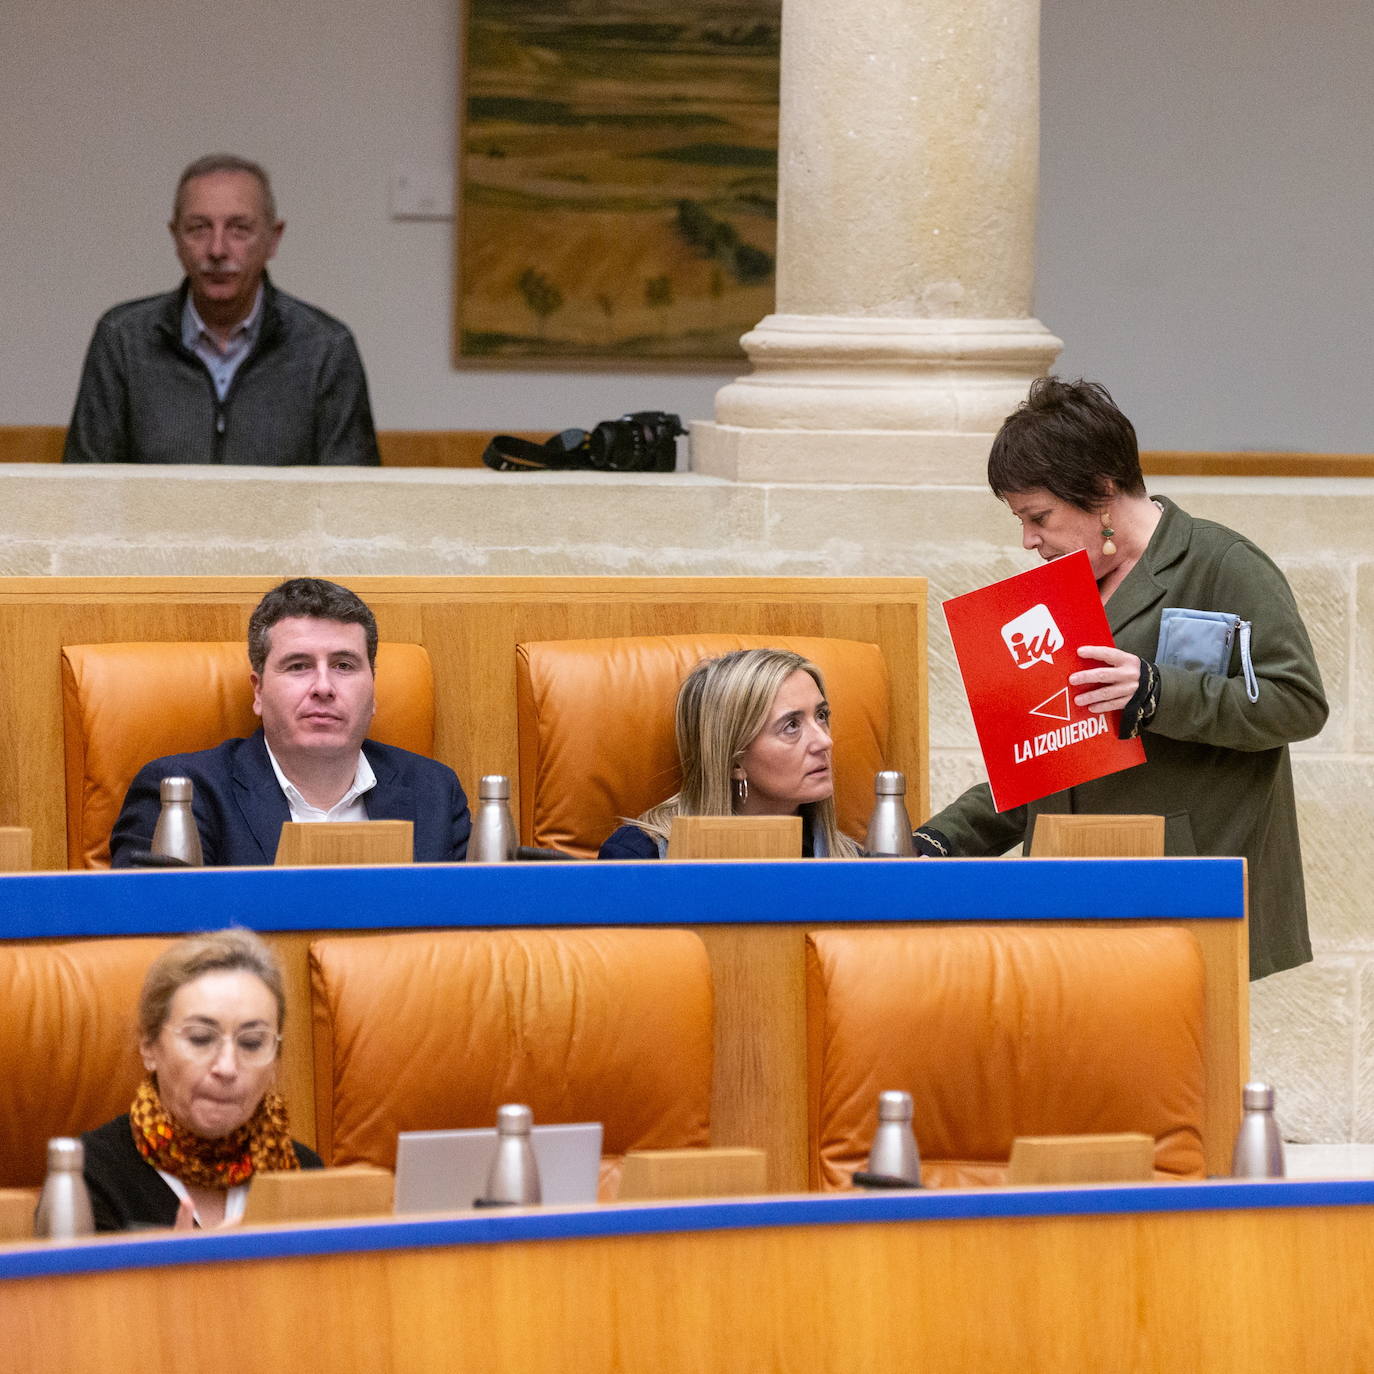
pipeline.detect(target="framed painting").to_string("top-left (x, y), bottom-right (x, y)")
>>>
top-left (456, 0), bottom-right (780, 365)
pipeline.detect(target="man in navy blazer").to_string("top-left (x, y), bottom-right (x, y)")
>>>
top-left (110, 578), bottom-right (470, 866)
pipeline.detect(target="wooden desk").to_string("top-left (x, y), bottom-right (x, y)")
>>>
top-left (2, 1179), bottom-right (1369, 1372)
top-left (0, 857), bottom-right (1248, 1184)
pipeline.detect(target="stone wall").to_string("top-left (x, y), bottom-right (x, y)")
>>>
top-left (5, 464), bottom-right (1371, 1140)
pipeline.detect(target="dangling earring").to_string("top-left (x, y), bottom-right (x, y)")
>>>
top-left (733, 774), bottom-right (749, 808)
top-left (1100, 512), bottom-right (1117, 557)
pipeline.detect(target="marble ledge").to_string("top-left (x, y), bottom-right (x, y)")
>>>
top-left (2, 463), bottom-right (1371, 498)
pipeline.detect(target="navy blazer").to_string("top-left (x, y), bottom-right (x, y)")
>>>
top-left (109, 731), bottom-right (470, 867)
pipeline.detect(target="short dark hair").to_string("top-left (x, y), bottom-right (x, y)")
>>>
top-left (173, 153), bottom-right (277, 225)
top-left (987, 376), bottom-right (1145, 511)
top-left (247, 578), bottom-right (377, 673)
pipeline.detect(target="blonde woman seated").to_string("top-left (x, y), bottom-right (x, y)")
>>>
top-left (598, 647), bottom-right (863, 860)
top-left (81, 927), bottom-right (321, 1231)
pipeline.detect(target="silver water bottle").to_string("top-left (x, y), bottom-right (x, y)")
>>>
top-left (481, 1103), bottom-right (542, 1205)
top-left (867, 1090), bottom-right (921, 1184)
top-left (34, 1137), bottom-right (95, 1240)
top-left (151, 776), bottom-right (204, 866)
top-left (466, 775), bottom-right (517, 863)
top-left (865, 771), bottom-right (915, 857)
top-left (1231, 1081), bottom-right (1286, 1178)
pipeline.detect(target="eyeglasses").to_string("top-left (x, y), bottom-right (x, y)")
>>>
top-left (168, 1024), bottom-right (281, 1068)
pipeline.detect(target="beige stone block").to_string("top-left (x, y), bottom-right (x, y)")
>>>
top-left (0, 542), bottom-right (55, 575)
top-left (1, 473), bottom-right (112, 540)
top-left (1283, 563), bottom-right (1349, 752)
top-left (1292, 757), bottom-right (1374, 953)
top-left (693, 421), bottom-right (998, 487)
top-left (314, 471), bottom-right (770, 555)
top-left (1161, 481), bottom-right (1374, 561)
top-left (111, 473), bottom-right (323, 544)
top-left (1352, 961), bottom-right (1374, 1142)
top-left (1355, 564), bottom-right (1374, 755)
top-left (52, 540), bottom-right (308, 576)
top-left (927, 750), bottom-right (992, 819)
top-left (761, 484), bottom-right (1010, 577)
top-left (2, 470), bottom-right (320, 544)
top-left (1250, 956), bottom-right (1355, 1143)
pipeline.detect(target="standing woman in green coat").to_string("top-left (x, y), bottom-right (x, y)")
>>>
top-left (917, 377), bottom-right (1327, 979)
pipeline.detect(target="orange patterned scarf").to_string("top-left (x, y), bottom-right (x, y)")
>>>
top-left (129, 1076), bottom-right (301, 1190)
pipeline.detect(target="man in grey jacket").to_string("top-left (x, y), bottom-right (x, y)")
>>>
top-left (63, 154), bottom-right (380, 466)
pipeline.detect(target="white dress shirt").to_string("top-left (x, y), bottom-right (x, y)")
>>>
top-left (264, 742), bottom-right (377, 823)
top-left (156, 1169), bottom-right (248, 1228)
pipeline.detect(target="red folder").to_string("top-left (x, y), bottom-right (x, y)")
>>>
top-left (942, 549), bottom-right (1146, 812)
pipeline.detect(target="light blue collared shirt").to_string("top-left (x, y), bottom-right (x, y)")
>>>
top-left (181, 287), bottom-right (264, 401)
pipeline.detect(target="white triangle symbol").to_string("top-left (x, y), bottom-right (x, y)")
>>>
top-left (1030, 687), bottom-right (1071, 722)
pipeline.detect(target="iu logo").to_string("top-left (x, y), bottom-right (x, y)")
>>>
top-left (1001, 603), bottom-right (1063, 669)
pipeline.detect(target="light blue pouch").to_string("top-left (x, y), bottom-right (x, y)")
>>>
top-left (1157, 607), bottom-right (1258, 702)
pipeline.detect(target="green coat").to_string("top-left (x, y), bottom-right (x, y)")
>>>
top-left (925, 497), bottom-right (1328, 979)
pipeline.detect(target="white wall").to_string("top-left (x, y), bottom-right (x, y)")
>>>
top-left (2, 0), bottom-right (1371, 447)
top-left (1039, 0), bottom-right (1374, 451)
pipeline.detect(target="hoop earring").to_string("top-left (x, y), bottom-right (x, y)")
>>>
top-left (1100, 512), bottom-right (1117, 557)
top-left (733, 775), bottom-right (749, 807)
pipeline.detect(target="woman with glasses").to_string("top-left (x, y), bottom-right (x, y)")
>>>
top-left (81, 927), bottom-right (321, 1231)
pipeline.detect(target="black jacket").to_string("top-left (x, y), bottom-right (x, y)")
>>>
top-left (62, 276), bottom-right (380, 465)
top-left (82, 1114), bottom-right (323, 1232)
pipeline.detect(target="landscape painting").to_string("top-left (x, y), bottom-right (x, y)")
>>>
top-left (456, 0), bottom-right (780, 363)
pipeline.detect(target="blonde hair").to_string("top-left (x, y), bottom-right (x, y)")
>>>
top-left (138, 927), bottom-right (285, 1044)
top-left (634, 648), bottom-right (861, 858)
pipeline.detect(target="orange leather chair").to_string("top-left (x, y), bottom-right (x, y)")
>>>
top-left (516, 634), bottom-right (892, 857)
top-left (0, 937), bottom-right (171, 1187)
top-left (309, 928), bottom-right (713, 1197)
top-left (806, 926), bottom-right (1207, 1190)
top-left (62, 641), bottom-right (437, 868)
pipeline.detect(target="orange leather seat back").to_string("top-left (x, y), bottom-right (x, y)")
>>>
top-left (517, 634), bottom-right (891, 856)
top-left (0, 937), bottom-right (172, 1187)
top-left (62, 641), bottom-right (437, 869)
top-left (310, 928), bottom-right (713, 1195)
top-left (806, 926), bottom-right (1206, 1190)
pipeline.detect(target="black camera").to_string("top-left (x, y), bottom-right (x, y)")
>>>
top-left (483, 411), bottom-right (686, 473)
top-left (586, 411), bottom-right (686, 472)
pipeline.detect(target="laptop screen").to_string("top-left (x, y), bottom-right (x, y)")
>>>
top-left (393, 1121), bottom-right (604, 1213)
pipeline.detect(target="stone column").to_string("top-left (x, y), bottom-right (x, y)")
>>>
top-left (692, 0), bottom-right (1061, 484)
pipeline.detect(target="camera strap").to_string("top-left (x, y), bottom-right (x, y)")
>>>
top-left (481, 429), bottom-right (596, 472)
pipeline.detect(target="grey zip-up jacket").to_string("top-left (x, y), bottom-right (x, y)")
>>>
top-left (62, 276), bottom-right (380, 466)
